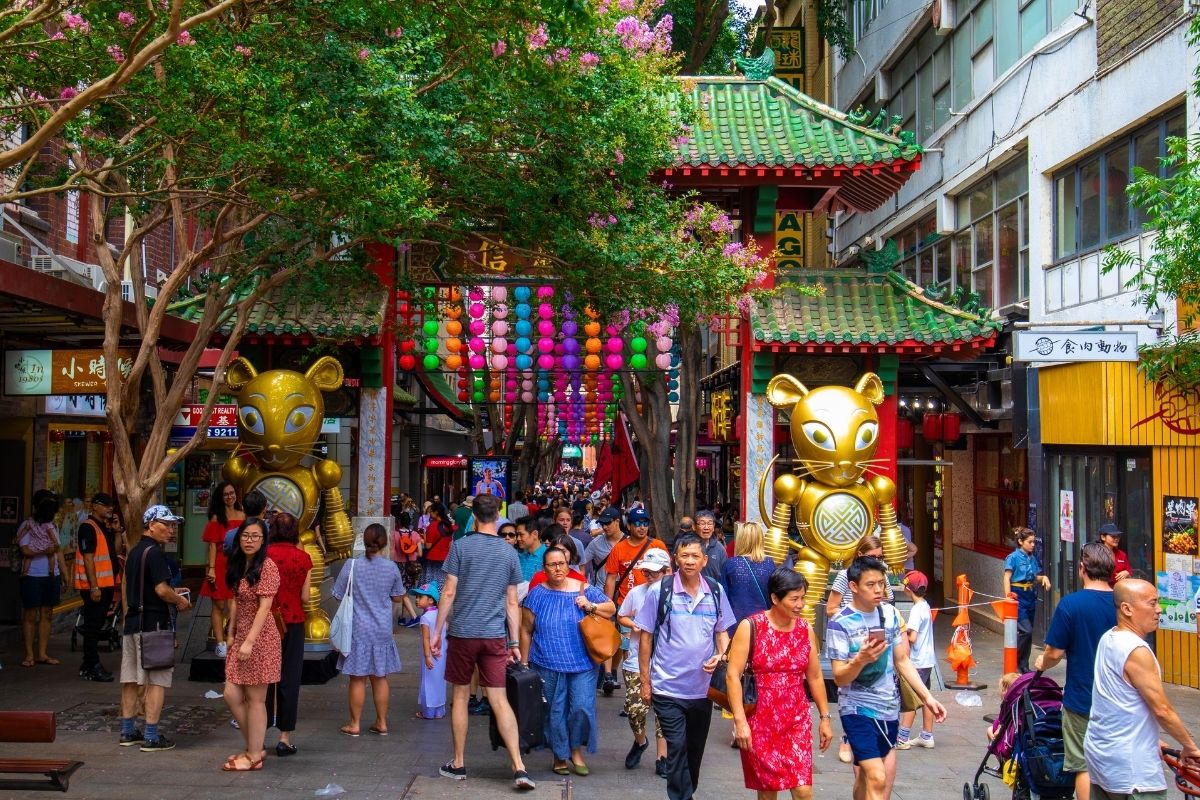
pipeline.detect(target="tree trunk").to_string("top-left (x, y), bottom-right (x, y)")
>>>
top-left (683, 0), bottom-right (731, 74)
top-left (672, 325), bottom-right (703, 520)
top-left (620, 371), bottom-right (674, 538)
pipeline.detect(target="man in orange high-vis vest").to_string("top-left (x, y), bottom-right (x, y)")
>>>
top-left (76, 493), bottom-right (117, 682)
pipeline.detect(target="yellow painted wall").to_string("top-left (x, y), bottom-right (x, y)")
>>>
top-left (1041, 361), bottom-right (1200, 687)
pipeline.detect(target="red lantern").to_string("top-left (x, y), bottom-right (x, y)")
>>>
top-left (921, 413), bottom-right (943, 441)
top-left (399, 354), bottom-right (416, 371)
top-left (896, 417), bottom-right (914, 449)
top-left (941, 412), bottom-right (961, 441)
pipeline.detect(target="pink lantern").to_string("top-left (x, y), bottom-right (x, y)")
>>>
top-left (537, 319), bottom-right (555, 336)
top-left (605, 336), bottom-right (623, 354)
top-left (536, 285), bottom-right (554, 298)
top-left (537, 337), bottom-right (555, 353)
top-left (538, 354), bottom-right (555, 370)
top-left (468, 336), bottom-right (486, 353)
top-left (537, 303), bottom-right (554, 319)
top-left (521, 391), bottom-right (535, 402)
top-left (468, 353), bottom-right (486, 370)
top-left (605, 353), bottom-right (623, 370)
top-left (469, 302), bottom-right (485, 318)
top-left (492, 338), bottom-right (508, 353)
top-left (493, 303), bottom-right (509, 318)
top-left (655, 353), bottom-right (672, 370)
top-left (491, 286), bottom-right (508, 302)
top-left (469, 319), bottom-right (486, 336)
top-left (491, 320), bottom-right (509, 337)
top-left (656, 336), bottom-right (672, 353)
top-left (468, 287), bottom-right (484, 301)
top-left (492, 353), bottom-right (509, 370)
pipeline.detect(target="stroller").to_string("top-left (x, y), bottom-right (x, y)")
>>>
top-left (964, 672), bottom-right (1074, 800)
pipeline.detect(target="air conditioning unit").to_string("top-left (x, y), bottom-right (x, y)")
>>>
top-left (933, 0), bottom-right (957, 35)
top-left (30, 253), bottom-right (95, 288)
top-left (0, 232), bottom-right (24, 265)
top-left (121, 280), bottom-right (159, 302)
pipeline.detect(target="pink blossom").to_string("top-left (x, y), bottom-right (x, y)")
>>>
top-left (617, 0), bottom-right (635, 9)
top-left (596, 0), bottom-right (611, 13)
top-left (176, 30), bottom-right (195, 46)
top-left (674, 135), bottom-right (690, 147)
top-left (357, 47), bottom-right (370, 61)
top-left (25, 50), bottom-right (38, 61)
top-left (388, 27), bottom-right (403, 38)
top-left (107, 44), bottom-right (125, 63)
top-left (614, 16), bottom-right (653, 51)
top-left (554, 47), bottom-right (571, 62)
top-left (235, 44), bottom-right (252, 57)
top-left (61, 12), bottom-right (89, 32)
top-left (49, 31), bottom-right (64, 40)
top-left (579, 51), bottom-right (600, 68)
top-left (722, 242), bottom-right (742, 257)
top-left (735, 294), bottom-right (754, 315)
top-left (614, 148), bottom-right (624, 165)
top-left (652, 14), bottom-right (673, 52)
top-left (662, 304), bottom-right (680, 327)
top-left (526, 23), bottom-right (549, 51)
top-left (492, 39), bottom-right (507, 57)
top-left (27, 90), bottom-right (45, 102)
top-left (117, 10), bottom-right (136, 27)
top-left (711, 214), bottom-right (734, 233)
top-left (58, 86), bottom-right (78, 100)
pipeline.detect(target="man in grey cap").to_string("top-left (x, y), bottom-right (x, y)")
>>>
top-left (119, 505), bottom-right (191, 752)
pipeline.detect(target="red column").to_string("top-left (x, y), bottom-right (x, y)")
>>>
top-left (874, 392), bottom-right (898, 482)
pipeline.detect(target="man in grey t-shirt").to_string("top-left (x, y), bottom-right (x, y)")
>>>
top-left (431, 494), bottom-right (534, 790)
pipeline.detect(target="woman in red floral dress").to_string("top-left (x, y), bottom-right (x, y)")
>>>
top-left (222, 517), bottom-right (281, 772)
top-left (727, 569), bottom-right (833, 799)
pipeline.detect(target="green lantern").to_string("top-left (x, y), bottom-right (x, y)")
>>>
top-left (472, 390), bottom-right (485, 402)
top-left (422, 319), bottom-right (440, 337)
top-left (424, 337), bottom-right (439, 353)
top-left (630, 336), bottom-right (647, 353)
top-left (422, 354), bottom-right (440, 371)
top-left (630, 353), bottom-right (648, 370)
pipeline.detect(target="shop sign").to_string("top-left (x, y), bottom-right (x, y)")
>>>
top-left (768, 26), bottom-right (805, 90)
top-left (775, 212), bottom-right (804, 271)
top-left (696, 455), bottom-right (711, 470)
top-left (423, 455), bottom-right (468, 469)
top-left (709, 389), bottom-right (734, 441)
top-left (1014, 330), bottom-right (1138, 362)
top-left (4, 349), bottom-right (134, 396)
top-left (321, 417), bottom-right (341, 434)
top-left (171, 404), bottom-right (239, 439)
top-left (44, 394), bottom-right (107, 417)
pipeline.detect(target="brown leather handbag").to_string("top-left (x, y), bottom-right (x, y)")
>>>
top-left (577, 584), bottom-right (621, 663)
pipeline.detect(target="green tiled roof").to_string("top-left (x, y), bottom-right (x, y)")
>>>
top-left (750, 270), bottom-right (1003, 351)
top-left (394, 384), bottom-right (417, 406)
top-left (668, 76), bottom-right (922, 170)
top-left (173, 282), bottom-right (388, 341)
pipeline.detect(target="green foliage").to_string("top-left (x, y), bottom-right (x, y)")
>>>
top-left (816, 0), bottom-right (855, 60)
top-left (657, 0), bottom-right (751, 75)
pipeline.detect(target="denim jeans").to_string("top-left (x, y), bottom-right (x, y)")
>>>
top-left (532, 663), bottom-right (598, 760)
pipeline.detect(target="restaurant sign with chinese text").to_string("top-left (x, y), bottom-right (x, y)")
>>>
top-left (4, 349), bottom-right (135, 396)
top-left (1014, 331), bottom-right (1138, 362)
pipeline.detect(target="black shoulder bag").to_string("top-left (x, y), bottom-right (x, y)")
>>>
top-left (134, 545), bottom-right (175, 671)
top-left (707, 617), bottom-right (758, 716)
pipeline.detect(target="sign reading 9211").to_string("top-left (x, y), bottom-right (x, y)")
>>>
top-left (1014, 330), bottom-right (1139, 362)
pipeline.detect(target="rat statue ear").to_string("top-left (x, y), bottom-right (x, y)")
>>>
top-left (767, 374), bottom-right (809, 409)
top-left (305, 356), bottom-right (344, 392)
top-left (225, 357), bottom-right (257, 391)
top-left (854, 373), bottom-right (885, 405)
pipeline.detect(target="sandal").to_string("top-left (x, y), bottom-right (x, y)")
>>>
top-left (35, 657), bottom-right (60, 665)
top-left (339, 725), bottom-right (360, 737)
top-left (552, 761), bottom-right (571, 775)
top-left (368, 726), bottom-right (388, 736)
top-left (413, 712), bottom-right (437, 720)
top-left (221, 753), bottom-right (262, 772)
top-left (20, 658), bottom-right (34, 668)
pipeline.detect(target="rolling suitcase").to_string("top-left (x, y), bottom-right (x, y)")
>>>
top-left (488, 661), bottom-right (547, 753)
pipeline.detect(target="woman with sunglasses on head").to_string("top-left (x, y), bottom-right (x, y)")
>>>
top-left (222, 516), bottom-right (280, 772)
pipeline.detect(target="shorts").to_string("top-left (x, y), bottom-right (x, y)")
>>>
top-left (915, 667), bottom-right (932, 689)
top-left (617, 622), bottom-right (631, 652)
top-left (1061, 707), bottom-right (1089, 773)
top-left (1092, 787), bottom-right (1167, 800)
top-left (19, 575), bottom-right (61, 609)
top-left (445, 636), bottom-right (508, 688)
top-left (842, 713), bottom-right (899, 764)
top-left (120, 634), bottom-right (174, 688)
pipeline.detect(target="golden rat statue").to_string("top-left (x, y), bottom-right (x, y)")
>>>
top-left (222, 355), bottom-right (355, 645)
top-left (759, 372), bottom-right (906, 625)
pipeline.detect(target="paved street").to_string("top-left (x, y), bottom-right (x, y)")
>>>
top-left (2, 609), bottom-right (1198, 800)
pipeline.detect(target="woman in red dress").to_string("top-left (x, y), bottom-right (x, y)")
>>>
top-left (727, 568), bottom-right (833, 799)
top-left (421, 503), bottom-right (455, 587)
top-left (222, 517), bottom-right (281, 772)
top-left (201, 481), bottom-right (244, 656)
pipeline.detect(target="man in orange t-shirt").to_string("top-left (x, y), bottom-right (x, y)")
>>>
top-left (601, 506), bottom-right (667, 696)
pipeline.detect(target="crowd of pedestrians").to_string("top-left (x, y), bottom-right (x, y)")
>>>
top-left (16, 477), bottom-right (1200, 800)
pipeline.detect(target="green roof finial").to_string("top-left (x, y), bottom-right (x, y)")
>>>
top-left (735, 46), bottom-right (776, 80)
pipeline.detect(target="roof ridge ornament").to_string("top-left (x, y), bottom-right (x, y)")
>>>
top-left (734, 46), bottom-right (776, 81)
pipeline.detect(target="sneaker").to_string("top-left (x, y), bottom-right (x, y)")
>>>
top-left (229, 718), bottom-right (240, 730)
top-left (119, 730), bottom-right (145, 747)
top-left (81, 665), bottom-right (114, 682)
top-left (624, 739), bottom-right (649, 769)
top-left (513, 771), bottom-right (536, 791)
top-left (140, 736), bottom-right (176, 752)
top-left (467, 698), bottom-right (490, 716)
top-left (894, 739), bottom-right (912, 750)
top-left (404, 618), bottom-right (422, 629)
top-left (214, 642), bottom-right (228, 659)
top-left (439, 762), bottom-right (467, 780)
top-left (654, 757), bottom-right (668, 779)
top-left (913, 736), bottom-right (935, 749)
top-left (602, 675), bottom-right (618, 696)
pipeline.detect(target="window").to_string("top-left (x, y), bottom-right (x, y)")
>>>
top-left (974, 435), bottom-right (1028, 551)
top-left (952, 156), bottom-right (1029, 307)
top-left (850, 0), bottom-right (886, 43)
top-left (1054, 109), bottom-right (1186, 260)
top-left (897, 214), bottom-right (945, 288)
top-left (956, 0), bottom-right (1075, 91)
top-left (888, 28), bottom-right (954, 144)
top-left (65, 190), bottom-right (79, 245)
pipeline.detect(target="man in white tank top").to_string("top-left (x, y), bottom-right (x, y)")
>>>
top-left (1084, 579), bottom-right (1200, 800)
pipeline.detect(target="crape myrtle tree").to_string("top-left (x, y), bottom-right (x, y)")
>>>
top-left (2, 0), bottom-right (767, 535)
top-left (1103, 19), bottom-right (1200, 390)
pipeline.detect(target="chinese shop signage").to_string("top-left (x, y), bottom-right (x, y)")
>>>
top-left (172, 404), bottom-right (240, 440)
top-left (768, 27), bottom-right (805, 90)
top-left (1014, 331), bottom-right (1138, 362)
top-left (4, 349), bottom-right (134, 396)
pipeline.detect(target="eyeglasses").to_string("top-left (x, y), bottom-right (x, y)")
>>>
top-left (502, 532), bottom-right (517, 539)
top-left (242, 533), bottom-right (264, 542)
top-left (223, 491), bottom-right (237, 498)
top-left (544, 561), bottom-right (569, 570)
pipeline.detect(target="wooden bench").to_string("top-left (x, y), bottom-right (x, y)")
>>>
top-left (0, 711), bottom-right (84, 792)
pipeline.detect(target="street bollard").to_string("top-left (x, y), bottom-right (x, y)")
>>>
top-left (946, 574), bottom-right (987, 689)
top-left (991, 595), bottom-right (1020, 677)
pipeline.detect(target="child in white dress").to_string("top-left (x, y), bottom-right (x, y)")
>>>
top-left (411, 583), bottom-right (446, 719)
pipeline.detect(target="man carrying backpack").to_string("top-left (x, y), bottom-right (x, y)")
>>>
top-left (636, 533), bottom-right (734, 800)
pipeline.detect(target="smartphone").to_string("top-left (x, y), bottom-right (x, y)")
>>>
top-left (867, 627), bottom-right (885, 644)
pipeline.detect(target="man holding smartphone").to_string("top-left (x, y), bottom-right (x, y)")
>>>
top-left (827, 556), bottom-right (947, 800)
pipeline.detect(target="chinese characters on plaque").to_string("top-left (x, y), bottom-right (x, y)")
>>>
top-left (1014, 330), bottom-right (1139, 362)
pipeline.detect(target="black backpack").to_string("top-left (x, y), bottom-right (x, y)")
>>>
top-left (650, 574), bottom-right (723, 658)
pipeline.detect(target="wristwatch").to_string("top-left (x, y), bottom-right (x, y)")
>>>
top-left (819, 713), bottom-right (832, 720)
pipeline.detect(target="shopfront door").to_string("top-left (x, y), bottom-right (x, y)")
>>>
top-left (1044, 450), bottom-right (1153, 624)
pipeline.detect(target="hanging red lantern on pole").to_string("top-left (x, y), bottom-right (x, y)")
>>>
top-left (896, 417), bottom-right (914, 449)
top-left (921, 412), bottom-right (943, 441)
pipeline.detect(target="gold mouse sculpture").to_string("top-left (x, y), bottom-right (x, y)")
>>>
top-left (222, 355), bottom-right (354, 644)
top-left (759, 372), bottom-right (906, 624)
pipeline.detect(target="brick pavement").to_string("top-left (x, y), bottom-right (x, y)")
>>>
top-left (2, 608), bottom-right (1198, 800)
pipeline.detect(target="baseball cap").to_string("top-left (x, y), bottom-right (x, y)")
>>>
top-left (598, 507), bottom-right (622, 524)
top-left (627, 507), bottom-right (651, 525)
top-left (1098, 523), bottom-right (1122, 537)
top-left (635, 548), bottom-right (671, 572)
top-left (90, 492), bottom-right (115, 506)
top-left (464, 496), bottom-right (475, 505)
top-left (143, 504), bottom-right (183, 526)
top-left (903, 569), bottom-right (929, 592)
top-left (409, 582), bottom-right (441, 603)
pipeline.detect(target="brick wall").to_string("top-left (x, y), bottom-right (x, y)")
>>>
top-left (1096, 0), bottom-right (1183, 72)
